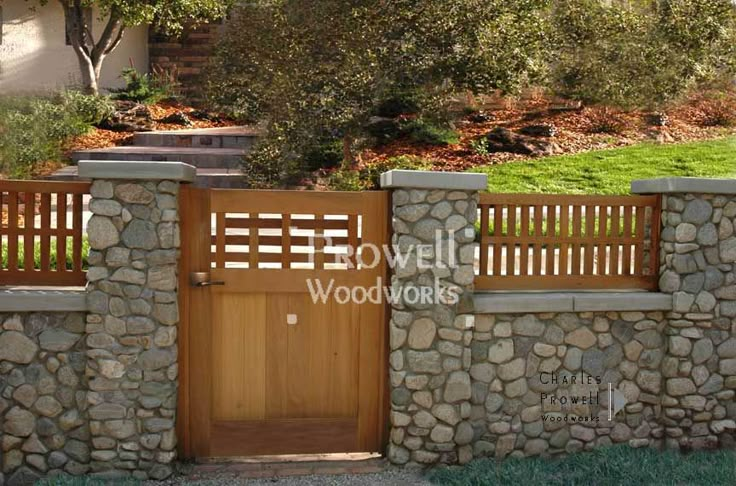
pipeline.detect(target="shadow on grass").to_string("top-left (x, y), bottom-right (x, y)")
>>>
top-left (426, 445), bottom-right (736, 486)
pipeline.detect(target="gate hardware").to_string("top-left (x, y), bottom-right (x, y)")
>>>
top-left (190, 272), bottom-right (225, 287)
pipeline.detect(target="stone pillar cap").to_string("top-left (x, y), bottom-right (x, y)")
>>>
top-left (78, 160), bottom-right (196, 182)
top-left (632, 177), bottom-right (736, 195)
top-left (380, 170), bottom-right (487, 191)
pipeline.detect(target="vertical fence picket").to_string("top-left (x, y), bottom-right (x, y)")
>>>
top-left (348, 214), bottom-right (360, 271)
top-left (533, 205), bottom-right (543, 275)
top-left (559, 204), bottom-right (569, 277)
top-left (493, 205), bottom-right (503, 276)
top-left (23, 192), bottom-right (36, 273)
top-left (72, 193), bottom-right (83, 273)
top-left (479, 205), bottom-right (489, 276)
top-left (609, 206), bottom-right (621, 276)
top-left (519, 206), bottom-right (529, 275)
top-left (474, 194), bottom-right (660, 290)
top-left (545, 204), bottom-right (556, 276)
top-left (571, 205), bottom-right (582, 275)
top-left (249, 213), bottom-right (260, 270)
top-left (7, 190), bottom-right (19, 272)
top-left (622, 206), bottom-right (633, 275)
top-left (215, 213), bottom-right (226, 269)
top-left (57, 193), bottom-right (67, 272)
top-left (40, 193), bottom-right (51, 272)
top-left (583, 205), bottom-right (596, 275)
top-left (507, 204), bottom-right (516, 276)
top-left (634, 206), bottom-right (646, 276)
top-left (597, 205), bottom-right (609, 276)
top-left (314, 215), bottom-right (325, 270)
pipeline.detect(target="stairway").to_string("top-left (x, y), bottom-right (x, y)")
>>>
top-left (52, 127), bottom-right (260, 188)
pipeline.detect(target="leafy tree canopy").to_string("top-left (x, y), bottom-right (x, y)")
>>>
top-left (206, 0), bottom-right (551, 186)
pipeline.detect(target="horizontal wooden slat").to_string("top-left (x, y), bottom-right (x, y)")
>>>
top-left (482, 235), bottom-right (650, 245)
top-left (475, 274), bottom-right (658, 291)
top-left (214, 234), bottom-right (357, 247)
top-left (212, 252), bottom-right (348, 264)
top-left (223, 218), bottom-right (350, 231)
top-left (479, 193), bottom-right (659, 206)
top-left (211, 189), bottom-right (386, 214)
top-left (0, 270), bottom-right (87, 286)
top-left (210, 418), bottom-right (358, 456)
top-left (0, 180), bottom-right (91, 194)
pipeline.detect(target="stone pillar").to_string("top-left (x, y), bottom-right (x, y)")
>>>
top-left (380, 170), bottom-right (487, 466)
top-left (79, 161), bottom-right (195, 480)
top-left (633, 178), bottom-right (736, 450)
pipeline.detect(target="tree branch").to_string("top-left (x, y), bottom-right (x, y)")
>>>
top-left (58, 0), bottom-right (91, 61)
top-left (92, 8), bottom-right (124, 63)
top-left (104, 25), bottom-right (126, 56)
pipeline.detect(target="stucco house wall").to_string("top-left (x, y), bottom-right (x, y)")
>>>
top-left (0, 0), bottom-right (148, 93)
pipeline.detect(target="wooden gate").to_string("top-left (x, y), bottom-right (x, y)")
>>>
top-left (178, 188), bottom-right (390, 458)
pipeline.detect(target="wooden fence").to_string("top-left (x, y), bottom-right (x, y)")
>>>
top-left (475, 193), bottom-right (661, 290)
top-left (0, 180), bottom-right (90, 286)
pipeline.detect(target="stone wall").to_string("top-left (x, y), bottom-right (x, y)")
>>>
top-left (383, 172), bottom-right (485, 467)
top-left (84, 178), bottom-right (181, 480)
top-left (383, 173), bottom-right (736, 467)
top-left (1, 312), bottom-right (88, 485)
top-left (469, 310), bottom-right (665, 458)
top-left (657, 192), bottom-right (736, 449)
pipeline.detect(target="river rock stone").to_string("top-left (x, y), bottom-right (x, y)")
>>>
top-left (0, 331), bottom-right (38, 363)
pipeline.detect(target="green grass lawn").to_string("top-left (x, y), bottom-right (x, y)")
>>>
top-left (471, 137), bottom-right (736, 195)
top-left (427, 445), bottom-right (736, 486)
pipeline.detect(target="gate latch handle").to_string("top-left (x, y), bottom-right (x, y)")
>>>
top-left (190, 272), bottom-right (225, 288)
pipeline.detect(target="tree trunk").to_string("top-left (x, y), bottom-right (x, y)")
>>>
top-left (60, 0), bottom-right (125, 95)
top-left (342, 134), bottom-right (355, 169)
top-left (77, 55), bottom-right (99, 95)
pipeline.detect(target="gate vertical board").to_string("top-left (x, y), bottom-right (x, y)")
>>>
top-left (178, 187), bottom-right (389, 458)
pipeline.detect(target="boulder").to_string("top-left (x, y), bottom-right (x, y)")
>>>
top-left (485, 127), bottom-right (561, 156)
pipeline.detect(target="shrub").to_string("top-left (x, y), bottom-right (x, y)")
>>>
top-left (0, 93), bottom-right (102, 178)
top-left (110, 67), bottom-right (173, 104)
top-left (469, 138), bottom-right (491, 156)
top-left (402, 119), bottom-right (460, 146)
top-left (205, 0), bottom-right (549, 183)
top-left (241, 137), bottom-right (303, 189)
top-left (61, 90), bottom-right (116, 125)
top-left (326, 155), bottom-right (433, 191)
top-left (551, 0), bottom-right (736, 109)
top-left (303, 139), bottom-right (344, 172)
top-left (375, 89), bottom-right (423, 118)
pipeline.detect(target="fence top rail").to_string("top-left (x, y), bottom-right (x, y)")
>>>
top-left (0, 179), bottom-right (91, 194)
top-left (478, 193), bottom-right (659, 206)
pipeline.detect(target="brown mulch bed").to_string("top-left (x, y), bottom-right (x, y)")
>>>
top-left (63, 101), bottom-right (238, 155)
top-left (360, 91), bottom-right (736, 172)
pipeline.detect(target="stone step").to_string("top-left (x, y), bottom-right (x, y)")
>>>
top-left (47, 165), bottom-right (248, 189)
top-left (133, 126), bottom-right (261, 150)
top-left (71, 147), bottom-right (245, 169)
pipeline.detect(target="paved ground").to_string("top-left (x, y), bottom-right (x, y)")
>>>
top-left (148, 456), bottom-right (432, 485)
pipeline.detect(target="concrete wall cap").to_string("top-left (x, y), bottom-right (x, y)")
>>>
top-left (474, 292), bottom-right (575, 313)
top-left (474, 291), bottom-right (672, 314)
top-left (0, 288), bottom-right (87, 312)
top-left (78, 160), bottom-right (196, 182)
top-left (632, 177), bottom-right (736, 195)
top-left (380, 170), bottom-right (487, 191)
